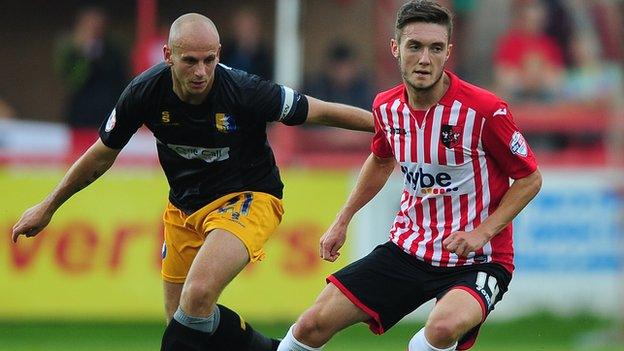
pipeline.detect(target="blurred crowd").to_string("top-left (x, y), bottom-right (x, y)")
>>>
top-left (0, 0), bottom-right (622, 164)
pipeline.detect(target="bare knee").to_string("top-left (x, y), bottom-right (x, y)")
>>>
top-left (293, 306), bottom-right (335, 347)
top-left (425, 316), bottom-right (470, 347)
top-left (180, 281), bottom-right (218, 316)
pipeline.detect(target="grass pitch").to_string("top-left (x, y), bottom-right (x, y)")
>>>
top-left (0, 313), bottom-right (621, 350)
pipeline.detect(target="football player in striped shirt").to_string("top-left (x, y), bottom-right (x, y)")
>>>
top-left (278, 1), bottom-right (542, 351)
top-left (12, 13), bottom-right (373, 351)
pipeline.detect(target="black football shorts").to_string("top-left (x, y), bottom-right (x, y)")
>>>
top-left (327, 241), bottom-right (511, 350)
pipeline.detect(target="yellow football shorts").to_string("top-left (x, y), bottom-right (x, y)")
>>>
top-left (161, 191), bottom-right (284, 283)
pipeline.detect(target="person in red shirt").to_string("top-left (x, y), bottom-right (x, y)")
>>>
top-left (493, 0), bottom-right (565, 102)
top-left (277, 1), bottom-right (542, 350)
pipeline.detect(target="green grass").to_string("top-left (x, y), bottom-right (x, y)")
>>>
top-left (0, 313), bottom-right (622, 350)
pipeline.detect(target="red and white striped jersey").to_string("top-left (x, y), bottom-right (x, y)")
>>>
top-left (371, 71), bottom-right (538, 273)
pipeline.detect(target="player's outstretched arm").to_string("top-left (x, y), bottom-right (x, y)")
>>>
top-left (443, 169), bottom-right (543, 257)
top-left (12, 139), bottom-right (121, 243)
top-left (320, 153), bottom-right (396, 262)
top-left (304, 96), bottom-right (374, 132)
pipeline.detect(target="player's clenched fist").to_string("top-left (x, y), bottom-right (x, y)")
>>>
top-left (442, 230), bottom-right (491, 258)
top-left (319, 219), bottom-right (348, 262)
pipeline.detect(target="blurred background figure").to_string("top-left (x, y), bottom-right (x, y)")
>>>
top-left (221, 7), bottom-right (273, 80)
top-left (562, 34), bottom-right (623, 104)
top-left (0, 97), bottom-right (16, 120)
top-left (55, 6), bottom-right (129, 129)
top-left (493, 0), bottom-right (565, 103)
top-left (304, 41), bottom-right (375, 111)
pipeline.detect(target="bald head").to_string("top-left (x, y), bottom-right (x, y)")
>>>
top-left (168, 13), bottom-right (220, 51)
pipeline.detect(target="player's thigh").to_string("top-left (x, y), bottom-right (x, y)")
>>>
top-left (298, 282), bottom-right (370, 333)
top-left (163, 281), bottom-right (183, 322)
top-left (184, 228), bottom-right (250, 293)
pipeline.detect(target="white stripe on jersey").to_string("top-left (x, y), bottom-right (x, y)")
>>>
top-left (401, 104), bottom-right (412, 162)
top-left (430, 196), bottom-right (445, 265)
top-left (478, 117), bottom-right (493, 260)
top-left (462, 108), bottom-right (478, 265)
top-left (390, 99), bottom-right (402, 158)
top-left (379, 102), bottom-right (391, 149)
top-left (430, 105), bottom-right (444, 164)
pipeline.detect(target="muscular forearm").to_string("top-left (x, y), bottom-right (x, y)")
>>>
top-left (337, 154), bottom-right (396, 223)
top-left (477, 169), bottom-right (542, 239)
top-left (305, 96), bottom-right (374, 132)
top-left (44, 139), bottom-right (119, 213)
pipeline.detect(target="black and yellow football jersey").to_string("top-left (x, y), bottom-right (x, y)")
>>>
top-left (99, 63), bottom-right (308, 214)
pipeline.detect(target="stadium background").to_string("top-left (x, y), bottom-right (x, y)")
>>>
top-left (0, 0), bottom-right (623, 350)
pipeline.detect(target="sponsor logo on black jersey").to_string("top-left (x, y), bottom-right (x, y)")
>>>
top-left (441, 124), bottom-right (462, 148)
top-left (161, 111), bottom-right (170, 123)
top-left (158, 111), bottom-right (179, 126)
top-left (215, 113), bottom-right (237, 133)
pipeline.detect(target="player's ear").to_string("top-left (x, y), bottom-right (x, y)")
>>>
top-left (391, 38), bottom-right (399, 59)
top-left (163, 44), bottom-right (173, 66)
top-left (445, 43), bottom-right (453, 62)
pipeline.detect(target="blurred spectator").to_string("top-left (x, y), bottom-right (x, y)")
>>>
top-left (493, 0), bottom-right (565, 103)
top-left (562, 34), bottom-right (623, 104)
top-left (304, 41), bottom-right (375, 110)
top-left (0, 97), bottom-right (16, 120)
top-left (221, 7), bottom-right (273, 80)
top-left (55, 6), bottom-right (129, 129)
top-left (543, 0), bottom-right (574, 66)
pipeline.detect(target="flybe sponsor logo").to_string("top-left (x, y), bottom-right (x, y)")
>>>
top-left (166, 143), bottom-right (230, 163)
top-left (401, 165), bottom-right (459, 195)
top-left (215, 113), bottom-right (237, 133)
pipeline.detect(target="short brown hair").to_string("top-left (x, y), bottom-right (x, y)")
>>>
top-left (395, 1), bottom-right (453, 42)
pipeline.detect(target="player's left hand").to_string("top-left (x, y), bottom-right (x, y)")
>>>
top-left (442, 230), bottom-right (490, 258)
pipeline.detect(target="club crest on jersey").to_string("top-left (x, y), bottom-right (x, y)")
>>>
top-left (509, 131), bottom-right (528, 157)
top-left (215, 113), bottom-right (237, 133)
top-left (440, 124), bottom-right (462, 148)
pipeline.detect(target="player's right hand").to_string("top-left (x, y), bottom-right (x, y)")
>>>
top-left (319, 219), bottom-right (349, 262)
top-left (12, 203), bottom-right (53, 243)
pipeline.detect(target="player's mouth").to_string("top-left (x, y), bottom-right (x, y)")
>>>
top-left (190, 81), bottom-right (206, 89)
top-left (414, 70), bottom-right (431, 78)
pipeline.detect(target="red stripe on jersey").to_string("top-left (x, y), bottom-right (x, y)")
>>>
top-left (439, 195), bottom-right (454, 265)
top-left (455, 193), bottom-right (470, 266)
top-left (423, 109), bottom-right (433, 164)
top-left (437, 105), bottom-right (451, 166)
top-left (383, 103), bottom-right (396, 157)
top-left (393, 192), bottom-right (413, 246)
top-left (409, 108), bottom-right (418, 163)
top-left (471, 116), bottom-right (487, 260)
top-left (423, 197), bottom-right (439, 263)
top-left (408, 197), bottom-right (426, 255)
top-left (395, 209), bottom-right (415, 248)
top-left (470, 113), bottom-right (485, 237)
top-left (454, 106), bottom-right (468, 165)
